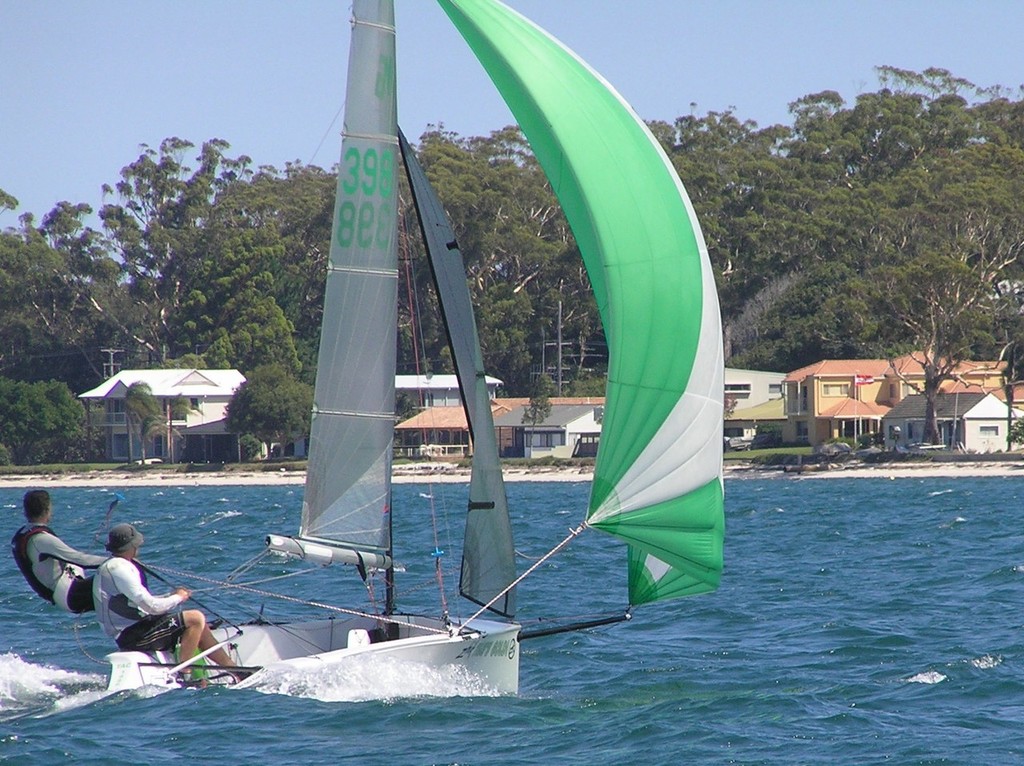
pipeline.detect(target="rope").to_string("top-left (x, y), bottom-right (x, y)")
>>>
top-left (463, 522), bottom-right (587, 627)
top-left (144, 563), bottom-right (451, 636)
top-left (73, 621), bottom-right (107, 665)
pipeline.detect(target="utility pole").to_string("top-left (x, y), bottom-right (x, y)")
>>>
top-left (557, 299), bottom-right (563, 396)
top-left (100, 348), bottom-right (123, 380)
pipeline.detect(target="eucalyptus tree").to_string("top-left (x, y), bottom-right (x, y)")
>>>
top-left (99, 138), bottom-right (252, 362)
top-left (854, 143), bottom-right (1024, 443)
top-left (0, 206), bottom-right (122, 389)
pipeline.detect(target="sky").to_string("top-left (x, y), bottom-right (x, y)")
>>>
top-left (3, 0), bottom-right (1023, 227)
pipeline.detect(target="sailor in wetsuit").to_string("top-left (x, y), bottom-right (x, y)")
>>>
top-left (11, 489), bottom-right (106, 613)
top-left (93, 523), bottom-right (240, 678)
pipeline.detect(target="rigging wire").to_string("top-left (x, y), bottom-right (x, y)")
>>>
top-left (463, 522), bottom-right (589, 628)
top-left (143, 563), bottom-right (451, 636)
top-left (399, 202), bottom-right (452, 618)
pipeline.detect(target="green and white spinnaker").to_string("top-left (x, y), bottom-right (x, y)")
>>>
top-left (439, 0), bottom-right (724, 605)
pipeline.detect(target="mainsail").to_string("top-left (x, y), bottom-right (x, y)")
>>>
top-left (399, 130), bottom-right (517, 617)
top-left (439, 0), bottom-right (725, 605)
top-left (300, 0), bottom-right (398, 564)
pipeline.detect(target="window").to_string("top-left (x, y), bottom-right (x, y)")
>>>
top-left (822, 383), bottom-right (850, 397)
top-left (530, 431), bottom-right (565, 448)
top-left (768, 383), bottom-right (782, 397)
top-left (724, 383), bottom-right (752, 399)
top-left (980, 425), bottom-right (999, 436)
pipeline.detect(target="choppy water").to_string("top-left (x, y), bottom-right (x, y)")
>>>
top-left (3, 476), bottom-right (1024, 764)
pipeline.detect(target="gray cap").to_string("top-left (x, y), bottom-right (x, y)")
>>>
top-left (105, 523), bottom-right (144, 553)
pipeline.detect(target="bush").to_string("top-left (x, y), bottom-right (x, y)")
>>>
top-left (238, 434), bottom-right (263, 462)
top-left (0, 444), bottom-right (10, 466)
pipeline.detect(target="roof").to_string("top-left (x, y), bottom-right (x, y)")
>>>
top-left (784, 356), bottom-right (1005, 384)
top-left (817, 398), bottom-right (890, 419)
top-left (883, 392), bottom-right (987, 421)
top-left (961, 394), bottom-right (1024, 420)
top-left (887, 354), bottom-right (1004, 378)
top-left (395, 374), bottom-right (502, 390)
top-left (784, 359), bottom-right (891, 383)
top-left (396, 405), bottom-right (472, 430)
top-left (79, 369), bottom-right (246, 399)
top-left (726, 398), bottom-right (785, 421)
top-left (182, 419), bottom-right (231, 435)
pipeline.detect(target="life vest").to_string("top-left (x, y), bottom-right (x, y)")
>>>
top-left (11, 525), bottom-right (57, 604)
top-left (95, 558), bottom-right (152, 639)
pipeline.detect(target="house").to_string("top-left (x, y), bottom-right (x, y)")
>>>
top-left (395, 397), bottom-right (605, 460)
top-left (79, 369), bottom-right (246, 463)
top-left (724, 367), bottom-right (785, 410)
top-left (492, 400), bottom-right (604, 459)
top-left (724, 367), bottom-right (786, 440)
top-left (725, 397), bottom-right (787, 442)
top-left (881, 392), bottom-right (1022, 452)
top-left (782, 356), bottom-right (1004, 447)
top-left (396, 374), bottom-right (502, 407)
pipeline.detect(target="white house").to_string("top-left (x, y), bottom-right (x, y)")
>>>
top-left (881, 391), bottom-right (1022, 453)
top-left (79, 369), bottom-right (246, 463)
top-left (962, 394), bottom-right (1023, 453)
top-left (492, 402), bottom-right (603, 459)
top-left (395, 374), bottom-right (503, 407)
top-left (724, 367), bottom-right (785, 410)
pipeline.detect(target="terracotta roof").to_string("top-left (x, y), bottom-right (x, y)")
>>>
top-left (394, 396), bottom-right (605, 431)
top-left (784, 356), bottom-right (1005, 384)
top-left (783, 359), bottom-right (891, 383)
top-left (886, 354), bottom-right (1005, 377)
top-left (817, 398), bottom-right (891, 419)
top-left (396, 406), bottom-right (471, 430)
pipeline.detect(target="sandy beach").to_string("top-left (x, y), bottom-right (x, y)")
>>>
top-left (1, 460), bottom-right (1022, 489)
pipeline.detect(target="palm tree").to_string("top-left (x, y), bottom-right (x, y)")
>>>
top-left (124, 382), bottom-right (162, 463)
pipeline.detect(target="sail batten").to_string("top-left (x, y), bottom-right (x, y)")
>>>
top-left (441, 0), bottom-right (724, 607)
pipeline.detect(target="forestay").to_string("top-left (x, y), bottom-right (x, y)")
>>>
top-left (439, 0), bottom-right (725, 606)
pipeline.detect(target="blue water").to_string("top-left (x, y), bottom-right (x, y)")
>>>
top-left (3, 476), bottom-right (1024, 764)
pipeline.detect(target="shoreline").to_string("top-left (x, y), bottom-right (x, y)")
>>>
top-left (0, 460), bottom-right (1022, 488)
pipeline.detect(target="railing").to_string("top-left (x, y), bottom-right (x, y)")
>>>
top-left (87, 412), bottom-right (127, 426)
top-left (394, 444), bottom-right (469, 459)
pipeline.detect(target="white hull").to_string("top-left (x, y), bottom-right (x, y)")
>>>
top-left (103, 614), bottom-right (521, 696)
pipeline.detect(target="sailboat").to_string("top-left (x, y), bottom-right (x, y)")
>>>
top-left (101, 0), bottom-right (723, 695)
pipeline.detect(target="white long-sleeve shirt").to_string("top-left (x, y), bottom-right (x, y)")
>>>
top-left (23, 527), bottom-right (106, 590)
top-left (93, 556), bottom-right (184, 640)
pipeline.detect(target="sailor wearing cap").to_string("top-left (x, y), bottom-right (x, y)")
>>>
top-left (93, 523), bottom-right (240, 678)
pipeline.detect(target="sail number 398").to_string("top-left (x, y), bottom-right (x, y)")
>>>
top-left (336, 146), bottom-right (394, 249)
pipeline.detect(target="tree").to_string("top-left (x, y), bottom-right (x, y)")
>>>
top-left (99, 138), bottom-right (252, 361)
top-left (123, 382), bottom-right (163, 463)
top-left (225, 364), bottom-right (313, 456)
top-left (0, 378), bottom-right (84, 464)
top-left (855, 145), bottom-right (1024, 442)
top-left (522, 373), bottom-right (554, 426)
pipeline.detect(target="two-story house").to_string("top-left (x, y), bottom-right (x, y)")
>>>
top-left (79, 369), bottom-right (246, 463)
top-left (783, 355), bottom-right (1005, 447)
